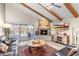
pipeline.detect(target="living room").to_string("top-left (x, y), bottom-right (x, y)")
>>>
top-left (0, 3), bottom-right (79, 56)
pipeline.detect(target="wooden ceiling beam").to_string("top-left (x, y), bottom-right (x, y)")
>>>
top-left (38, 3), bottom-right (62, 21)
top-left (64, 3), bottom-right (79, 18)
top-left (20, 3), bottom-right (51, 21)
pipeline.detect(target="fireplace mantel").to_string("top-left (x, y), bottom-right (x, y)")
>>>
top-left (37, 19), bottom-right (51, 35)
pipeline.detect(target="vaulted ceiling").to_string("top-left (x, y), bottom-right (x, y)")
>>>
top-left (6, 3), bottom-right (79, 22)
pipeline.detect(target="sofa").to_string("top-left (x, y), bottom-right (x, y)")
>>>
top-left (0, 35), bottom-right (18, 56)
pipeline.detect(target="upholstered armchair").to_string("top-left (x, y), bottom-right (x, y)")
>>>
top-left (53, 46), bottom-right (78, 56)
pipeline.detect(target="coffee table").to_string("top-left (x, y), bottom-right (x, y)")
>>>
top-left (26, 40), bottom-right (46, 55)
top-left (26, 40), bottom-right (46, 47)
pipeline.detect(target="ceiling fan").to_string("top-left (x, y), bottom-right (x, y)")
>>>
top-left (47, 3), bottom-right (62, 8)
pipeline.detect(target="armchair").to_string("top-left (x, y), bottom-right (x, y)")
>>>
top-left (53, 46), bottom-right (78, 56)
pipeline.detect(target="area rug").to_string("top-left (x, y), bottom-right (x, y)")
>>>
top-left (18, 44), bottom-right (57, 56)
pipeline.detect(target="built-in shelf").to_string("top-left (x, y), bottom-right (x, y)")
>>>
top-left (54, 22), bottom-right (69, 30)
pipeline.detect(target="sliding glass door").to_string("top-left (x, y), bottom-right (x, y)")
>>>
top-left (10, 24), bottom-right (34, 41)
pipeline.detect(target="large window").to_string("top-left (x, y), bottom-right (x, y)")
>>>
top-left (20, 25), bottom-right (28, 36)
top-left (9, 24), bottom-right (34, 41)
top-left (10, 24), bottom-right (20, 35)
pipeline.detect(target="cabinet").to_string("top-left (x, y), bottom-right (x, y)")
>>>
top-left (52, 34), bottom-right (69, 45)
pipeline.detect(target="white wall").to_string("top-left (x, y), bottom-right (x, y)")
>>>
top-left (64, 17), bottom-right (79, 46)
top-left (0, 3), bottom-right (5, 35)
top-left (5, 4), bottom-right (40, 36)
top-left (6, 4), bottom-right (38, 25)
top-left (0, 3), bottom-right (5, 25)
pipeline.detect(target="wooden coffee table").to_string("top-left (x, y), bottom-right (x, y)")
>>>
top-left (26, 40), bottom-right (46, 47)
top-left (26, 40), bottom-right (46, 55)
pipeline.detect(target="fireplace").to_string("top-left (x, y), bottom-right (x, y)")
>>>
top-left (40, 29), bottom-right (48, 35)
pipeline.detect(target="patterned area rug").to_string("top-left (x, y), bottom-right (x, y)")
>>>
top-left (18, 44), bottom-right (57, 56)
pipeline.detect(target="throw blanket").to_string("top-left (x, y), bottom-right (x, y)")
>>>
top-left (0, 43), bottom-right (9, 52)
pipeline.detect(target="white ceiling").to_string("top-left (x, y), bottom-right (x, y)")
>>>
top-left (26, 3), bottom-right (57, 20)
top-left (6, 3), bottom-right (43, 19)
top-left (43, 3), bottom-right (74, 19)
top-left (6, 3), bottom-right (79, 22)
top-left (71, 3), bottom-right (79, 15)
